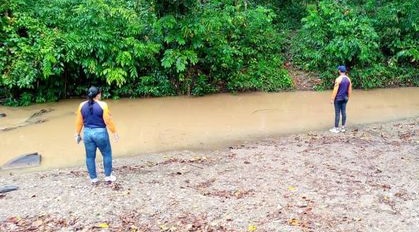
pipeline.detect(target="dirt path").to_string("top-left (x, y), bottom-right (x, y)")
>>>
top-left (287, 65), bottom-right (321, 91)
top-left (1, 117), bottom-right (418, 231)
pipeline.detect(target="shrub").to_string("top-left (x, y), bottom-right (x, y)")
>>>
top-left (291, 0), bottom-right (382, 89)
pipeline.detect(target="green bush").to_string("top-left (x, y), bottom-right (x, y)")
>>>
top-left (291, 0), bottom-right (382, 89)
top-left (365, 0), bottom-right (419, 67)
top-left (251, 0), bottom-right (308, 30)
top-left (191, 74), bottom-right (217, 96)
top-left (155, 1), bottom-right (292, 94)
top-left (137, 74), bottom-right (176, 97)
top-left (1, 0), bottom-right (293, 104)
top-left (0, 8), bottom-right (63, 99)
top-left (1, 0), bottom-right (161, 103)
top-left (228, 57), bottom-right (292, 92)
top-left (292, 0), bottom-right (418, 89)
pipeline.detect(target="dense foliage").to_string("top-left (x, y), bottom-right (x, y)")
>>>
top-left (291, 0), bottom-right (418, 89)
top-left (0, 0), bottom-right (291, 105)
top-left (0, 0), bottom-right (417, 105)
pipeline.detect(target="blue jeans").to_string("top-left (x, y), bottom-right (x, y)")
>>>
top-left (334, 99), bottom-right (348, 128)
top-left (83, 128), bottom-right (112, 179)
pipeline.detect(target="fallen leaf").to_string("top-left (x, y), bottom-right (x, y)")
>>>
top-left (95, 222), bottom-right (109, 228)
top-left (31, 219), bottom-right (43, 227)
top-left (289, 218), bottom-right (299, 226)
top-left (248, 224), bottom-right (257, 231)
top-left (7, 216), bottom-right (21, 223)
top-left (160, 224), bottom-right (169, 230)
top-left (288, 186), bottom-right (297, 191)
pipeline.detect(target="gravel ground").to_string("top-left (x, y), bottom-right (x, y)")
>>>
top-left (1, 117), bottom-right (418, 232)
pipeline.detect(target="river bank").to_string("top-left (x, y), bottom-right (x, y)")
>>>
top-left (1, 117), bottom-right (418, 231)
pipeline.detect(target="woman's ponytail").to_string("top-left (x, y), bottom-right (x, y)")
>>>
top-left (87, 86), bottom-right (100, 114)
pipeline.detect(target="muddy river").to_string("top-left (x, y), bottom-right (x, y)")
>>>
top-left (1, 87), bottom-right (418, 171)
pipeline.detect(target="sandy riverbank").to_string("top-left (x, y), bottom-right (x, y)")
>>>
top-left (1, 117), bottom-right (418, 231)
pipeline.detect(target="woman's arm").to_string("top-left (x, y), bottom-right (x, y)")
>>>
top-left (330, 77), bottom-right (341, 103)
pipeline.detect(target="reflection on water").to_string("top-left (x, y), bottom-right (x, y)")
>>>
top-left (1, 87), bottom-right (418, 171)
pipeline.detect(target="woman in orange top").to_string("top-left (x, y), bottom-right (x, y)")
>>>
top-left (75, 86), bottom-right (119, 184)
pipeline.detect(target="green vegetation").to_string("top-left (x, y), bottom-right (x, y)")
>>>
top-left (291, 0), bottom-right (418, 89)
top-left (1, 0), bottom-right (418, 105)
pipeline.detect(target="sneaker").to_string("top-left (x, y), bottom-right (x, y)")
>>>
top-left (91, 178), bottom-right (99, 185)
top-left (104, 175), bottom-right (116, 183)
top-left (339, 127), bottom-right (346, 132)
top-left (329, 127), bottom-right (340, 133)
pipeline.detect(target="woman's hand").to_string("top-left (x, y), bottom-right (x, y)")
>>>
top-left (75, 134), bottom-right (82, 144)
top-left (113, 133), bottom-right (120, 142)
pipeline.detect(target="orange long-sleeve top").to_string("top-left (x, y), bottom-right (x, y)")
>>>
top-left (75, 100), bottom-right (117, 135)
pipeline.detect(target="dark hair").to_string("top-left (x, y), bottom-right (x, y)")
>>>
top-left (87, 86), bottom-right (100, 114)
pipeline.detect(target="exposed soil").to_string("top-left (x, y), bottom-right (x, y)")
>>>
top-left (287, 64), bottom-right (322, 91)
top-left (0, 117), bottom-right (418, 231)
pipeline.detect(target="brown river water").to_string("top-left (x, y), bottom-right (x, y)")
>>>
top-left (1, 87), bottom-right (418, 172)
